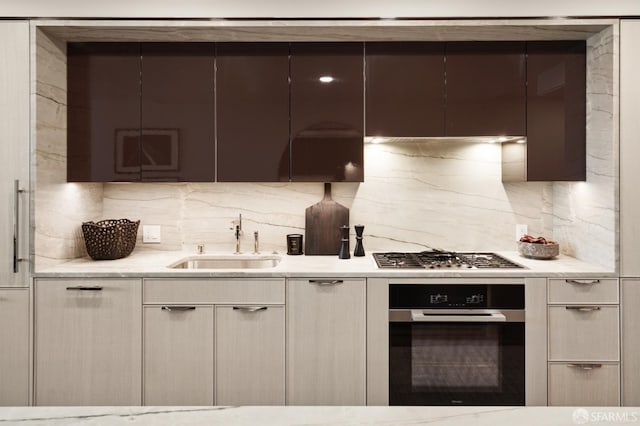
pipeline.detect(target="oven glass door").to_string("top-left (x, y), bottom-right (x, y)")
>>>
top-left (389, 320), bottom-right (525, 406)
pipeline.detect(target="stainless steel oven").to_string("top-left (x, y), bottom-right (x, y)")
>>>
top-left (389, 283), bottom-right (525, 406)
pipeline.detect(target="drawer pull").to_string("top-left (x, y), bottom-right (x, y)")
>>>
top-left (565, 306), bottom-right (601, 312)
top-left (568, 363), bottom-right (603, 370)
top-left (65, 286), bottom-right (103, 291)
top-left (566, 279), bottom-right (600, 285)
top-left (161, 306), bottom-right (196, 312)
top-left (309, 280), bottom-right (343, 285)
top-left (233, 306), bottom-right (267, 312)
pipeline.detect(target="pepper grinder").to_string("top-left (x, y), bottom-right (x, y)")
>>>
top-left (354, 224), bottom-right (365, 257)
top-left (338, 225), bottom-right (350, 259)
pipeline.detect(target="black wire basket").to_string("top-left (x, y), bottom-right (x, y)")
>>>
top-left (81, 219), bottom-right (140, 260)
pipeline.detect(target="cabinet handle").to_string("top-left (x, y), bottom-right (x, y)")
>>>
top-left (232, 306), bottom-right (267, 312)
top-left (65, 286), bottom-right (103, 291)
top-left (566, 279), bottom-right (600, 285)
top-left (309, 280), bottom-right (343, 285)
top-left (13, 179), bottom-right (26, 273)
top-left (565, 306), bottom-right (601, 312)
top-left (568, 363), bottom-right (603, 370)
top-left (161, 306), bottom-right (196, 311)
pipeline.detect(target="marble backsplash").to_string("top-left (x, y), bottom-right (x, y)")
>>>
top-left (552, 26), bottom-right (618, 270)
top-left (100, 141), bottom-right (554, 255)
top-left (34, 28), bottom-right (103, 270)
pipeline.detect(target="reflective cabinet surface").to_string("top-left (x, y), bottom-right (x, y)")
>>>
top-left (526, 41), bottom-right (586, 181)
top-left (290, 42), bottom-right (364, 182)
top-left (67, 43), bottom-right (141, 182)
top-left (141, 43), bottom-right (215, 182)
top-left (216, 43), bottom-right (290, 182)
top-left (445, 42), bottom-right (526, 137)
top-left (366, 42), bottom-right (446, 137)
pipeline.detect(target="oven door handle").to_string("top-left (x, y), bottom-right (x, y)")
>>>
top-left (410, 310), bottom-right (507, 323)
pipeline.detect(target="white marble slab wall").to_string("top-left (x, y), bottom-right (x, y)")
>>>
top-left (102, 141), bottom-right (553, 255)
top-left (553, 26), bottom-right (618, 270)
top-left (34, 29), bottom-right (103, 269)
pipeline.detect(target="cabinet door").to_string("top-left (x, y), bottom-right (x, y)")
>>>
top-left (0, 21), bottom-right (29, 286)
top-left (141, 43), bottom-right (215, 181)
top-left (35, 279), bottom-right (142, 405)
top-left (67, 42), bottom-right (141, 182)
top-left (622, 279), bottom-right (640, 406)
top-left (366, 42), bottom-right (445, 137)
top-left (445, 42), bottom-right (526, 136)
top-left (620, 20), bottom-right (640, 276)
top-left (548, 305), bottom-right (619, 362)
top-left (216, 305), bottom-right (285, 405)
top-left (527, 41), bottom-right (586, 181)
top-left (290, 43), bottom-right (364, 182)
top-left (144, 305), bottom-right (214, 405)
top-left (0, 288), bottom-right (29, 406)
top-left (548, 363), bottom-right (620, 406)
top-left (217, 43), bottom-right (290, 182)
top-left (287, 279), bottom-right (366, 405)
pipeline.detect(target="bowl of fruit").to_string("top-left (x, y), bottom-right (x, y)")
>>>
top-left (517, 235), bottom-right (559, 260)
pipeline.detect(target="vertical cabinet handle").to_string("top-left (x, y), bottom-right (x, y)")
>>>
top-left (568, 363), bottom-right (603, 370)
top-left (565, 279), bottom-right (600, 285)
top-left (565, 306), bottom-right (601, 312)
top-left (309, 280), bottom-right (344, 285)
top-left (232, 306), bottom-right (267, 312)
top-left (13, 179), bottom-right (26, 273)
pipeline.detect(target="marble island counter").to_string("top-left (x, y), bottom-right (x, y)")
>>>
top-left (0, 406), bottom-right (636, 426)
top-left (35, 249), bottom-right (616, 278)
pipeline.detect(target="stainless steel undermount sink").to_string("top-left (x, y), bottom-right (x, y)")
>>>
top-left (168, 254), bottom-right (281, 269)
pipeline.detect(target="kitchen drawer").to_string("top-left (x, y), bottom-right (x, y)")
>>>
top-left (548, 278), bottom-right (618, 304)
top-left (548, 362), bottom-right (620, 406)
top-left (548, 305), bottom-right (619, 361)
top-left (143, 278), bottom-right (285, 304)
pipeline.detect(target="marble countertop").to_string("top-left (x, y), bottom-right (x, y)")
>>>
top-left (0, 406), bottom-right (636, 425)
top-left (35, 249), bottom-right (616, 278)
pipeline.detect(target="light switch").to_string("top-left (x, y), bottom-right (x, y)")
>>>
top-left (142, 225), bottom-right (161, 243)
top-left (515, 224), bottom-right (528, 241)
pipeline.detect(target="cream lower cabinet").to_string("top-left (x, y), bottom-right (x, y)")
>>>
top-left (547, 278), bottom-right (620, 406)
top-left (143, 278), bottom-right (285, 405)
top-left (34, 279), bottom-right (142, 406)
top-left (144, 305), bottom-right (214, 406)
top-left (0, 288), bottom-right (29, 406)
top-left (622, 279), bottom-right (640, 406)
top-left (287, 278), bottom-right (366, 405)
top-left (216, 305), bottom-right (285, 405)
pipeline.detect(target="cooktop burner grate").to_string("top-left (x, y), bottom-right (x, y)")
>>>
top-left (373, 251), bottom-right (523, 269)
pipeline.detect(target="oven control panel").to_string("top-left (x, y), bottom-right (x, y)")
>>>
top-left (389, 284), bottom-right (524, 309)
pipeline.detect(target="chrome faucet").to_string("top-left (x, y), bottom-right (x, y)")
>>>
top-left (230, 213), bottom-right (243, 254)
top-left (253, 231), bottom-right (260, 254)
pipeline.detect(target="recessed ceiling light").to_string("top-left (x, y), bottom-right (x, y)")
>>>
top-left (319, 76), bottom-right (334, 83)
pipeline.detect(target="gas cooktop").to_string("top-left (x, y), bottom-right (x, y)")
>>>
top-left (373, 251), bottom-right (524, 269)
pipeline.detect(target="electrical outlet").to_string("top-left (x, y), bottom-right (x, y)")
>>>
top-left (142, 225), bottom-right (161, 243)
top-left (515, 224), bottom-right (528, 241)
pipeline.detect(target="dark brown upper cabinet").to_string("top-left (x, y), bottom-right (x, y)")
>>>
top-left (141, 43), bottom-right (215, 182)
top-left (68, 43), bottom-right (215, 182)
top-left (525, 41), bottom-right (586, 181)
top-left (216, 43), bottom-right (290, 182)
top-left (365, 42), bottom-right (446, 137)
top-left (290, 43), bottom-right (364, 182)
top-left (67, 43), bottom-right (141, 182)
top-left (445, 42), bottom-right (526, 137)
